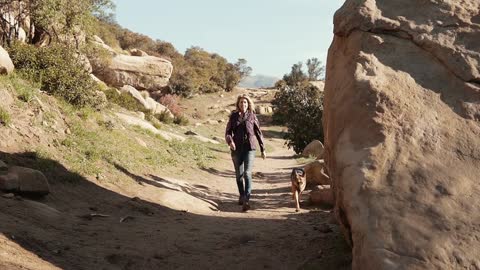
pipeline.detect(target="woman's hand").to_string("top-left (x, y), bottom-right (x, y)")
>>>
top-left (261, 151), bottom-right (267, 160)
top-left (229, 142), bottom-right (236, 151)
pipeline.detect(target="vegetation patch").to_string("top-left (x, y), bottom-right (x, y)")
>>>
top-left (7, 42), bottom-right (101, 107)
top-left (0, 106), bottom-right (11, 126)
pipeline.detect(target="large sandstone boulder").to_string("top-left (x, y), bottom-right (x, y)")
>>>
top-left (303, 160), bottom-right (330, 186)
top-left (91, 38), bottom-right (173, 91)
top-left (324, 1), bottom-right (480, 269)
top-left (302, 140), bottom-right (324, 159)
top-left (0, 46), bottom-right (14, 74)
top-left (0, 166), bottom-right (50, 195)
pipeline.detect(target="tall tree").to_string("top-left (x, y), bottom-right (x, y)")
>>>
top-left (283, 62), bottom-right (307, 86)
top-left (306, 57), bottom-right (324, 80)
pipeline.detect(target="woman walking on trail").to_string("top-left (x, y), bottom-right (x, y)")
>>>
top-left (225, 94), bottom-right (266, 212)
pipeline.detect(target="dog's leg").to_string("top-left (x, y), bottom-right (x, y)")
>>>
top-left (294, 190), bottom-right (300, 212)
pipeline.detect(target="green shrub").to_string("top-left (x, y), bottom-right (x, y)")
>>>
top-left (0, 107), bottom-right (11, 126)
top-left (7, 42), bottom-right (100, 107)
top-left (173, 114), bottom-right (189, 126)
top-left (103, 87), bottom-right (147, 112)
top-left (155, 111), bottom-right (174, 124)
top-left (272, 82), bottom-right (324, 154)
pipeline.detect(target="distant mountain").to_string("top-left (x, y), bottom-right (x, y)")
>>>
top-left (239, 74), bottom-right (280, 88)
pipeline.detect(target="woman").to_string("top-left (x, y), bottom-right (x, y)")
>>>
top-left (225, 94), bottom-right (266, 211)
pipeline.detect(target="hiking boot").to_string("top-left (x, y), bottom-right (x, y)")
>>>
top-left (242, 201), bottom-right (250, 212)
top-left (238, 196), bottom-right (244, 205)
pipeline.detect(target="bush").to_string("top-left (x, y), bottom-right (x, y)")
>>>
top-left (0, 107), bottom-right (11, 126)
top-left (7, 42), bottom-right (101, 107)
top-left (159, 94), bottom-right (182, 116)
top-left (155, 111), bottom-right (174, 124)
top-left (173, 114), bottom-right (189, 126)
top-left (272, 82), bottom-right (324, 154)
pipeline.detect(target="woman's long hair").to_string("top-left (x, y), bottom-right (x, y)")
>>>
top-left (235, 94), bottom-right (255, 113)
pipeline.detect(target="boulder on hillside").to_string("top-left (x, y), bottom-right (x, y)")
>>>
top-left (129, 48), bottom-right (148, 57)
top-left (90, 37), bottom-right (173, 91)
top-left (119, 85), bottom-right (173, 117)
top-left (255, 105), bottom-right (273, 115)
top-left (302, 140), bottom-right (324, 159)
top-left (91, 35), bottom-right (116, 54)
top-left (324, 1), bottom-right (480, 269)
top-left (0, 46), bottom-right (14, 74)
top-left (0, 166), bottom-right (50, 195)
top-left (303, 159), bottom-right (330, 186)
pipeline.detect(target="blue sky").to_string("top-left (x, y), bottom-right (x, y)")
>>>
top-left (112, 0), bottom-right (344, 78)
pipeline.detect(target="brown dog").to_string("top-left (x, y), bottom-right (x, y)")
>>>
top-left (291, 168), bottom-right (307, 212)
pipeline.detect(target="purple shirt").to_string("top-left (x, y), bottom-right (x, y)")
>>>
top-left (225, 111), bottom-right (265, 152)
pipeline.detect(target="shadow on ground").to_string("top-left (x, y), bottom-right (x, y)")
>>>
top-left (0, 151), bottom-right (351, 270)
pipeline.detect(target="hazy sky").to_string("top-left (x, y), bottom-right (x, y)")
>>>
top-left (112, 0), bottom-right (344, 78)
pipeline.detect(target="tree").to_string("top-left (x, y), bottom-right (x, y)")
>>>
top-left (0, 0), bottom-right (114, 47)
top-left (306, 57), bottom-right (324, 80)
top-left (235, 58), bottom-right (252, 78)
top-left (272, 82), bottom-right (324, 153)
top-left (282, 62), bottom-right (308, 86)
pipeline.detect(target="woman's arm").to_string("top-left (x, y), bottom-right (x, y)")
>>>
top-left (253, 114), bottom-right (265, 153)
top-left (225, 113), bottom-right (235, 148)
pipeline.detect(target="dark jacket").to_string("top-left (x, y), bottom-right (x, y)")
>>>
top-left (225, 111), bottom-right (265, 152)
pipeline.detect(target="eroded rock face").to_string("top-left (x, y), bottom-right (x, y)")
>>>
top-left (324, 1), bottom-right (480, 269)
top-left (90, 38), bottom-right (173, 91)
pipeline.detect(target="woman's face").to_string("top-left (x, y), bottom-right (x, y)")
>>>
top-left (239, 98), bottom-right (249, 112)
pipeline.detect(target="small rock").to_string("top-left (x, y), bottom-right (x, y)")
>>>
top-left (317, 224), bottom-right (332, 233)
top-left (0, 160), bottom-right (7, 171)
top-left (2, 193), bottom-right (14, 199)
top-left (185, 130), bottom-right (198, 136)
top-left (65, 128), bottom-right (71, 135)
top-left (254, 172), bottom-right (265, 178)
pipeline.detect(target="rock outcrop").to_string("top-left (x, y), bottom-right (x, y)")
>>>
top-left (0, 46), bottom-right (14, 74)
top-left (90, 37), bottom-right (173, 91)
top-left (119, 85), bottom-right (173, 117)
top-left (303, 159), bottom-right (330, 186)
top-left (324, 1), bottom-right (480, 269)
top-left (0, 165), bottom-right (50, 195)
top-left (302, 140), bottom-right (324, 159)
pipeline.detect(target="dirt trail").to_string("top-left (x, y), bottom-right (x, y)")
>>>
top-left (0, 125), bottom-right (351, 270)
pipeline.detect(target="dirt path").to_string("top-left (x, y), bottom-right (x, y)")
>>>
top-left (0, 125), bottom-right (351, 270)
top-left (168, 126), bottom-right (353, 269)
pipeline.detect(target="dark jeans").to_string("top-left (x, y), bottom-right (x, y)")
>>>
top-left (231, 149), bottom-right (256, 201)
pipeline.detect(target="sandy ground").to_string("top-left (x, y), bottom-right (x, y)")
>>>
top-left (0, 98), bottom-right (351, 270)
top-left (0, 127), bottom-right (351, 270)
